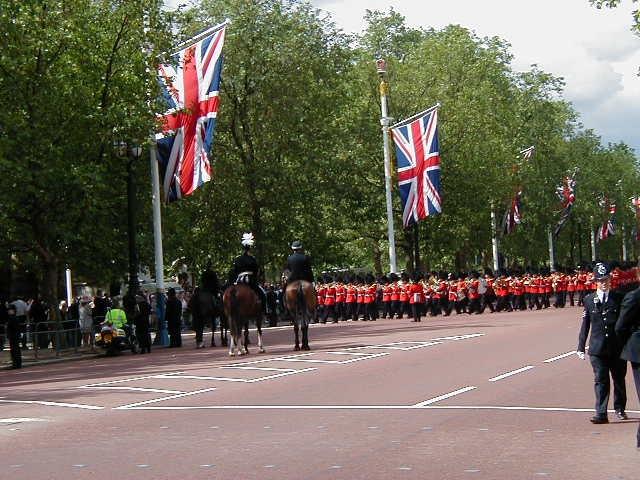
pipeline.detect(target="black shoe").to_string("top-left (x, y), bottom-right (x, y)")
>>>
top-left (615, 411), bottom-right (628, 421)
top-left (590, 415), bottom-right (609, 424)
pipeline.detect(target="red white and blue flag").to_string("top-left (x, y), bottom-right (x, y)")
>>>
top-left (502, 190), bottom-right (522, 235)
top-left (597, 200), bottom-right (616, 241)
top-left (553, 173), bottom-right (576, 238)
top-left (391, 107), bottom-right (441, 227)
top-left (156, 24), bottom-right (226, 202)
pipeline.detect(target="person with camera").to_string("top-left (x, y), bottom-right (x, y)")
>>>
top-left (576, 262), bottom-right (628, 424)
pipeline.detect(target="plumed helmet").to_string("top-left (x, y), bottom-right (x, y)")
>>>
top-left (241, 232), bottom-right (255, 247)
top-left (291, 240), bottom-right (303, 250)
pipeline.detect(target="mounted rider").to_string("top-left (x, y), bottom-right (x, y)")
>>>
top-left (284, 240), bottom-right (314, 284)
top-left (229, 232), bottom-right (266, 313)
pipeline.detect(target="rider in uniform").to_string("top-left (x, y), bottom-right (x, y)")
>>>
top-left (229, 232), bottom-right (266, 313)
top-left (285, 240), bottom-right (314, 284)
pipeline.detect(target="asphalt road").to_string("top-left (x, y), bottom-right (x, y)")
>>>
top-left (2, 307), bottom-right (639, 479)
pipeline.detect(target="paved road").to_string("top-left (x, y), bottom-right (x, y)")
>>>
top-left (1, 307), bottom-right (639, 479)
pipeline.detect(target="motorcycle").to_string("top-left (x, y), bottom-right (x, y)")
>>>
top-left (95, 322), bottom-right (139, 355)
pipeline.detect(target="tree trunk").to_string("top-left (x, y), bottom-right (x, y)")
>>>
top-left (372, 241), bottom-right (383, 276)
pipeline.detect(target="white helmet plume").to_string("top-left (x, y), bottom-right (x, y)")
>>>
top-left (241, 232), bottom-right (255, 247)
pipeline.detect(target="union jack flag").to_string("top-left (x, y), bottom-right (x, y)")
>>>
top-left (597, 200), bottom-right (616, 241)
top-left (391, 107), bottom-right (441, 227)
top-left (156, 24), bottom-right (226, 202)
top-left (553, 173), bottom-right (576, 238)
top-left (502, 190), bottom-right (522, 235)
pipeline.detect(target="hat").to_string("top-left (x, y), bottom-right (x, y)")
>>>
top-left (291, 240), bottom-right (303, 250)
top-left (241, 232), bottom-right (255, 247)
top-left (593, 262), bottom-right (610, 280)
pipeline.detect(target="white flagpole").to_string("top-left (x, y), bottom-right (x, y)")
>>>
top-left (548, 226), bottom-right (555, 271)
top-left (65, 268), bottom-right (72, 305)
top-left (622, 225), bottom-right (628, 261)
top-left (491, 203), bottom-right (499, 272)
top-left (377, 59), bottom-right (397, 274)
top-left (150, 140), bottom-right (168, 346)
top-left (590, 217), bottom-right (597, 261)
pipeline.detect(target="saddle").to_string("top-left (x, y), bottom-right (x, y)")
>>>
top-left (235, 271), bottom-right (253, 285)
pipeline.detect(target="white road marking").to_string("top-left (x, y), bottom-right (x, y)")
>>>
top-left (81, 372), bottom-right (185, 387)
top-left (156, 368), bottom-right (317, 383)
top-left (0, 418), bottom-right (49, 423)
top-left (114, 387), bottom-right (218, 410)
top-left (344, 341), bottom-right (442, 351)
top-left (221, 366), bottom-right (301, 372)
top-left (114, 404), bottom-right (640, 413)
top-left (543, 351), bottom-right (576, 363)
top-left (413, 387), bottom-right (477, 407)
top-left (79, 386), bottom-right (186, 394)
top-left (489, 366), bottom-right (535, 382)
top-left (0, 400), bottom-right (103, 410)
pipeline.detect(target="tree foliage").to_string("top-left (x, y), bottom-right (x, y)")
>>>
top-left (2, 1), bottom-right (639, 300)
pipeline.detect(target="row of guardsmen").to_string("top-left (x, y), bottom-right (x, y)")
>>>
top-left (314, 265), bottom-right (640, 323)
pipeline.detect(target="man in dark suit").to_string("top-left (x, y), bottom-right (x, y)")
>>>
top-left (577, 262), bottom-right (627, 424)
top-left (285, 241), bottom-right (314, 283)
top-left (616, 263), bottom-right (640, 447)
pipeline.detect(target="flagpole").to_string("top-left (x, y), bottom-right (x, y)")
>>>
top-left (377, 59), bottom-right (398, 274)
top-left (491, 203), bottom-right (500, 272)
top-left (548, 226), bottom-right (555, 272)
top-left (622, 225), bottom-right (628, 261)
top-left (590, 217), bottom-right (597, 261)
top-left (150, 139), bottom-right (168, 346)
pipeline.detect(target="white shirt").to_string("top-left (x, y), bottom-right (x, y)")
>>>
top-left (11, 299), bottom-right (27, 316)
top-left (596, 288), bottom-right (609, 304)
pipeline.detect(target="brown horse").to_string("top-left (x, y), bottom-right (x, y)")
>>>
top-left (284, 280), bottom-right (317, 350)
top-left (222, 283), bottom-right (264, 356)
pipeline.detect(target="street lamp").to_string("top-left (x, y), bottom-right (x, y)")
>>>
top-left (114, 140), bottom-right (142, 300)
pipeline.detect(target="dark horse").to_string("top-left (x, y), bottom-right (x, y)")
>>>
top-left (190, 288), bottom-right (228, 348)
top-left (222, 283), bottom-right (264, 356)
top-left (284, 280), bottom-right (317, 351)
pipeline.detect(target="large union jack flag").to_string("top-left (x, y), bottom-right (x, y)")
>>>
top-left (597, 200), bottom-right (616, 241)
top-left (156, 24), bottom-right (226, 202)
top-left (391, 108), bottom-right (441, 227)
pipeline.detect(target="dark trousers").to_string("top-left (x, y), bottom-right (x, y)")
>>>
top-left (192, 316), bottom-right (204, 344)
top-left (631, 363), bottom-right (640, 447)
top-left (411, 304), bottom-right (421, 322)
top-left (168, 320), bottom-right (182, 347)
top-left (590, 354), bottom-right (627, 416)
top-left (322, 304), bottom-right (336, 323)
top-left (7, 326), bottom-right (22, 368)
top-left (468, 298), bottom-right (481, 314)
top-left (381, 301), bottom-right (392, 318)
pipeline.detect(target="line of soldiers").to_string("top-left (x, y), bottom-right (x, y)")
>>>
top-left (314, 266), bottom-right (640, 323)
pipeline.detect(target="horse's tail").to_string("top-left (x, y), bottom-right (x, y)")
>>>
top-left (230, 287), bottom-right (239, 327)
top-left (296, 282), bottom-right (305, 318)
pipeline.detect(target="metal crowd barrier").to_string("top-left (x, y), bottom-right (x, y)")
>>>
top-left (32, 319), bottom-right (82, 359)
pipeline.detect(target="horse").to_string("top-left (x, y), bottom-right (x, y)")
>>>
top-left (222, 283), bottom-right (264, 356)
top-left (190, 288), bottom-right (228, 348)
top-left (284, 280), bottom-right (317, 351)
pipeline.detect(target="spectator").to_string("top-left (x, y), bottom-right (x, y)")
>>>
top-left (266, 284), bottom-right (278, 327)
top-left (11, 297), bottom-right (28, 348)
top-left (0, 297), bottom-right (7, 351)
top-left (78, 296), bottom-right (93, 348)
top-left (166, 288), bottom-right (183, 347)
top-left (6, 304), bottom-right (21, 368)
top-left (135, 293), bottom-right (152, 354)
top-left (30, 297), bottom-right (49, 349)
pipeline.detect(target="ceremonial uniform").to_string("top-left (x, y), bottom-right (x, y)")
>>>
top-left (345, 282), bottom-right (357, 321)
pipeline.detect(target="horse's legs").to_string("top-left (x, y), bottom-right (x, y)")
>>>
top-left (210, 316), bottom-right (216, 347)
top-left (221, 315), bottom-right (228, 347)
top-left (293, 320), bottom-right (300, 351)
top-left (228, 332), bottom-right (235, 356)
top-left (302, 324), bottom-right (310, 350)
top-left (243, 323), bottom-right (249, 355)
top-left (256, 316), bottom-right (265, 353)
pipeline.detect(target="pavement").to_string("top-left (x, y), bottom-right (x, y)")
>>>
top-left (1, 307), bottom-right (639, 479)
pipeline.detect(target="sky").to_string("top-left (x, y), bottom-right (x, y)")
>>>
top-left (166, 0), bottom-right (640, 154)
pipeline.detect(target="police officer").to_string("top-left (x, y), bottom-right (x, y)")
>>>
top-left (229, 232), bottom-right (266, 311)
top-left (285, 241), bottom-right (314, 283)
top-left (615, 262), bottom-right (640, 446)
top-left (576, 262), bottom-right (627, 424)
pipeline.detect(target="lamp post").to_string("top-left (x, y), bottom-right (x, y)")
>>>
top-left (114, 140), bottom-right (142, 299)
